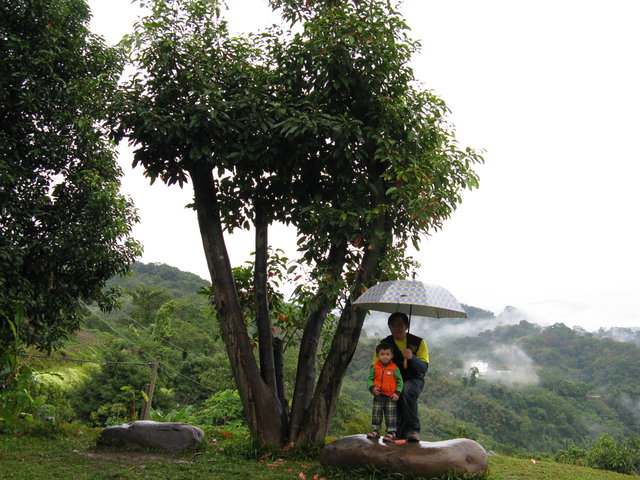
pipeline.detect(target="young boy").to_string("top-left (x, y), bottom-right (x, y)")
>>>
top-left (366, 342), bottom-right (404, 442)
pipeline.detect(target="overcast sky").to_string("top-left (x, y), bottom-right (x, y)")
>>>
top-left (88, 0), bottom-right (640, 331)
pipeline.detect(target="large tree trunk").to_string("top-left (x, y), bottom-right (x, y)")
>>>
top-left (288, 243), bottom-right (346, 443)
top-left (297, 212), bottom-right (389, 444)
top-left (190, 167), bottom-right (283, 446)
top-left (298, 301), bottom-right (368, 443)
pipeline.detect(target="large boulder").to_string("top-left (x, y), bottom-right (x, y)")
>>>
top-left (99, 420), bottom-right (204, 451)
top-left (320, 434), bottom-right (488, 478)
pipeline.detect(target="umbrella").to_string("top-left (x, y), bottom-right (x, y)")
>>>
top-left (353, 279), bottom-right (467, 322)
top-left (353, 279), bottom-right (466, 367)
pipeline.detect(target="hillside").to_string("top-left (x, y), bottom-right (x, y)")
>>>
top-left (21, 262), bottom-right (640, 472)
top-left (350, 317), bottom-right (640, 455)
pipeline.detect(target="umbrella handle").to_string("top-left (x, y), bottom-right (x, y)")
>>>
top-left (404, 358), bottom-right (408, 369)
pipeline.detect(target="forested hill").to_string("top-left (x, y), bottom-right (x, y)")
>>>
top-left (76, 262), bottom-right (639, 456)
top-left (348, 318), bottom-right (640, 454)
top-left (107, 262), bottom-right (210, 298)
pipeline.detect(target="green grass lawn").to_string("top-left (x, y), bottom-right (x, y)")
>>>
top-left (487, 455), bottom-right (636, 480)
top-left (0, 428), bottom-right (637, 480)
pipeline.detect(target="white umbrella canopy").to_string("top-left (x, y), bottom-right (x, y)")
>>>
top-left (353, 279), bottom-right (467, 320)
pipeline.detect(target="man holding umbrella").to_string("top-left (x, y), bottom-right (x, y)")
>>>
top-left (356, 279), bottom-right (467, 443)
top-left (375, 311), bottom-right (429, 442)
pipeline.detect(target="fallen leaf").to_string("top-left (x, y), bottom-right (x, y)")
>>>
top-left (298, 473), bottom-right (307, 480)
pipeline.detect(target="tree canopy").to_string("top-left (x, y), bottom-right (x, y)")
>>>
top-left (0, 0), bottom-right (141, 354)
top-left (114, 0), bottom-right (482, 446)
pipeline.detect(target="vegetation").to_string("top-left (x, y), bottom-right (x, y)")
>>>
top-left (2, 0), bottom-right (638, 476)
top-left (2, 263), bottom-right (638, 477)
top-left (0, 426), bottom-right (638, 480)
top-left (112, 0), bottom-right (481, 447)
top-left (0, 0), bottom-right (140, 357)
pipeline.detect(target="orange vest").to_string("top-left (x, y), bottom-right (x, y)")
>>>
top-left (372, 361), bottom-right (398, 396)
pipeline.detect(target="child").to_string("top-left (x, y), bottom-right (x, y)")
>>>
top-left (366, 342), bottom-right (404, 442)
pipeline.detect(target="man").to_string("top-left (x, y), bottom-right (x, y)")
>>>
top-left (374, 312), bottom-right (429, 441)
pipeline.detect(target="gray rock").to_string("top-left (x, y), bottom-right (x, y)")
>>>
top-left (99, 420), bottom-right (204, 451)
top-left (320, 434), bottom-right (488, 478)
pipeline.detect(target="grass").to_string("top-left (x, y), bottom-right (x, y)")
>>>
top-left (0, 426), bottom-right (637, 480)
top-left (487, 455), bottom-right (636, 480)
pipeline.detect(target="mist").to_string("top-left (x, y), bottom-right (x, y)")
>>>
top-left (361, 305), bottom-right (530, 344)
top-left (478, 345), bottom-right (539, 386)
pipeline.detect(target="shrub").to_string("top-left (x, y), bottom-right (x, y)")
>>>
top-left (150, 405), bottom-right (194, 422)
top-left (88, 403), bottom-right (129, 427)
top-left (190, 389), bottom-right (245, 427)
top-left (328, 395), bottom-right (369, 437)
top-left (587, 434), bottom-right (638, 474)
top-left (0, 362), bottom-right (47, 431)
top-left (555, 445), bottom-right (588, 467)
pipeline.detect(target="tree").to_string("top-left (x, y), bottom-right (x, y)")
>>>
top-left (0, 0), bottom-right (141, 356)
top-left (114, 0), bottom-right (481, 446)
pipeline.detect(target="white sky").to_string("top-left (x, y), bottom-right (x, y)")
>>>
top-left (88, 0), bottom-right (640, 331)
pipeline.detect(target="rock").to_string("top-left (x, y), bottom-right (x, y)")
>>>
top-left (99, 420), bottom-right (204, 451)
top-left (320, 434), bottom-right (488, 478)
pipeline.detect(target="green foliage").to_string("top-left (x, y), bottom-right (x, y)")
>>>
top-left (343, 320), bottom-right (640, 457)
top-left (127, 284), bottom-right (173, 326)
top-left (0, 361), bottom-right (45, 430)
top-left (110, 262), bottom-right (211, 298)
top-left (190, 389), bottom-right (246, 427)
top-left (586, 434), bottom-right (639, 475)
top-left (14, 260), bottom-right (639, 460)
top-left (88, 403), bottom-right (129, 427)
top-left (557, 435), bottom-right (640, 475)
top-left (2, 429), bottom-right (636, 480)
top-left (112, 0), bottom-right (482, 445)
top-left (328, 395), bottom-right (370, 438)
top-left (0, 0), bottom-right (141, 356)
top-left (68, 348), bottom-right (172, 426)
top-left (556, 445), bottom-right (589, 467)
top-left (230, 249), bottom-right (309, 352)
top-left (150, 404), bottom-right (193, 422)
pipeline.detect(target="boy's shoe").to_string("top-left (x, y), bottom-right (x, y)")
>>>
top-left (407, 431), bottom-right (420, 442)
top-left (366, 430), bottom-right (380, 439)
top-left (382, 432), bottom-right (397, 442)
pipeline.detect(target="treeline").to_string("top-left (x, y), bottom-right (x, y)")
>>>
top-left (15, 263), bottom-right (640, 464)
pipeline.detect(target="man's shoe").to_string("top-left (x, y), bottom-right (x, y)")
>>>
top-left (407, 431), bottom-right (420, 442)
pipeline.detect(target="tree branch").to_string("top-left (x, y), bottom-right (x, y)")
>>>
top-left (190, 166), bottom-right (283, 445)
top-left (254, 201), bottom-right (277, 391)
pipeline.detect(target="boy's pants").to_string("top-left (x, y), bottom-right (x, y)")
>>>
top-left (371, 395), bottom-right (397, 432)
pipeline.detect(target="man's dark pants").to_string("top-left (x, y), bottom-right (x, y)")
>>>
top-left (398, 377), bottom-right (424, 439)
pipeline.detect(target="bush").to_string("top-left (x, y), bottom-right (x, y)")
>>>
top-left (189, 389), bottom-right (245, 427)
top-left (0, 362), bottom-right (47, 431)
top-left (328, 395), bottom-right (369, 437)
top-left (150, 405), bottom-right (194, 422)
top-left (587, 434), bottom-right (638, 475)
top-left (89, 403), bottom-right (129, 427)
top-left (555, 445), bottom-right (588, 467)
